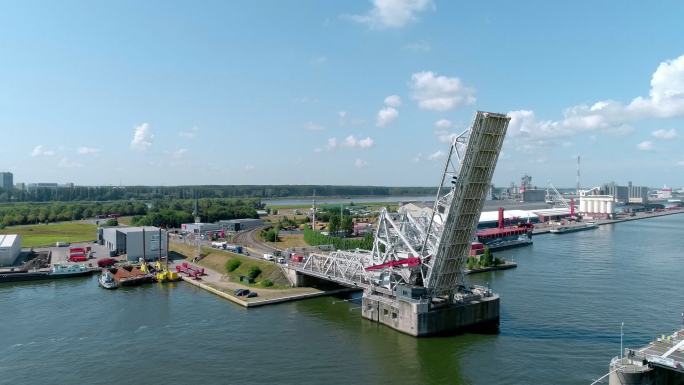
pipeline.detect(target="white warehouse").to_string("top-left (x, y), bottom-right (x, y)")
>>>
top-left (0, 234), bottom-right (21, 266)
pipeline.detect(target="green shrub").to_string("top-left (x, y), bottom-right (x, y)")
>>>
top-left (226, 259), bottom-right (242, 272)
top-left (247, 266), bottom-right (262, 279)
top-left (260, 279), bottom-right (273, 287)
top-left (104, 218), bottom-right (118, 226)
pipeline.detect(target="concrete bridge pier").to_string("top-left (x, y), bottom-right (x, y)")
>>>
top-left (361, 291), bottom-right (500, 337)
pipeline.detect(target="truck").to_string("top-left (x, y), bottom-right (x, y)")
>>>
top-left (225, 244), bottom-right (243, 254)
top-left (263, 253), bottom-right (274, 261)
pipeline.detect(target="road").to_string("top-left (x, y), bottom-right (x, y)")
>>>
top-left (233, 226), bottom-right (277, 257)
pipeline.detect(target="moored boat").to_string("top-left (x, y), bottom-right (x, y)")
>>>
top-left (549, 222), bottom-right (598, 234)
top-left (98, 270), bottom-right (118, 289)
top-left (0, 263), bottom-right (95, 283)
top-left (109, 265), bottom-right (155, 286)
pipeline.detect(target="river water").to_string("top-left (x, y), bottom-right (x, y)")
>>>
top-left (2, 214), bottom-right (683, 385)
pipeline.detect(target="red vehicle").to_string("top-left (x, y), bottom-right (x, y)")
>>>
top-left (291, 254), bottom-right (305, 263)
top-left (97, 258), bottom-right (117, 268)
top-left (69, 254), bottom-right (88, 262)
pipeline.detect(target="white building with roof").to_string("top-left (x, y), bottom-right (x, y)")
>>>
top-left (0, 234), bottom-right (21, 266)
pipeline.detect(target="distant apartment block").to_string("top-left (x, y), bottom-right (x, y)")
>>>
top-left (0, 172), bottom-right (13, 190)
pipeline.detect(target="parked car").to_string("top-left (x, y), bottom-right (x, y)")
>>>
top-left (277, 257), bottom-right (285, 264)
top-left (246, 292), bottom-right (258, 298)
top-left (55, 242), bottom-right (70, 247)
top-left (233, 288), bottom-right (250, 296)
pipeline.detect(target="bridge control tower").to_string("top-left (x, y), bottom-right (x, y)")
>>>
top-left (288, 111), bottom-right (510, 336)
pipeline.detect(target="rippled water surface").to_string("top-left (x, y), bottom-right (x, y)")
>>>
top-left (2, 214), bottom-right (683, 385)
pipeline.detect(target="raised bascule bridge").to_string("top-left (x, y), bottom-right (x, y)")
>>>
top-left (285, 111), bottom-right (510, 336)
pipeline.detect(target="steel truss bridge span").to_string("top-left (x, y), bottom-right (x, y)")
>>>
top-left (292, 111), bottom-right (510, 301)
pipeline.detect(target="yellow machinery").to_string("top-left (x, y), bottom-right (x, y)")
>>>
top-left (154, 260), bottom-right (180, 282)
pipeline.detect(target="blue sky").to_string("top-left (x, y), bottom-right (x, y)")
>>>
top-left (1, 0), bottom-right (683, 188)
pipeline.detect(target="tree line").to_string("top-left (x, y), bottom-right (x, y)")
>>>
top-left (131, 198), bottom-right (261, 228)
top-left (0, 185), bottom-right (437, 203)
top-left (0, 201), bottom-right (147, 227)
top-left (0, 198), bottom-right (261, 228)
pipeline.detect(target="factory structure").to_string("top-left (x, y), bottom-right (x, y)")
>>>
top-left (0, 234), bottom-right (21, 266)
top-left (181, 218), bottom-right (263, 234)
top-left (498, 174), bottom-right (547, 202)
top-left (579, 181), bottom-right (651, 219)
top-left (98, 226), bottom-right (168, 261)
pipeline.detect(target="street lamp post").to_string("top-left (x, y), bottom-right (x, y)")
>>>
top-left (620, 322), bottom-right (624, 359)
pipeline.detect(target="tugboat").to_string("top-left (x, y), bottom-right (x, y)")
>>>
top-left (98, 269), bottom-right (118, 289)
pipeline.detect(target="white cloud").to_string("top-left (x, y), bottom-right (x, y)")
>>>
top-left (410, 71), bottom-right (476, 111)
top-left (244, 164), bottom-right (255, 171)
top-left (376, 107), bottom-right (398, 126)
top-left (427, 150), bottom-right (445, 160)
top-left (77, 147), bottom-right (100, 155)
top-left (508, 54), bottom-right (684, 143)
top-left (677, 160), bottom-right (684, 167)
top-left (652, 128), bottom-right (678, 139)
top-left (305, 122), bottom-right (325, 131)
top-left (354, 158), bottom-right (368, 168)
top-left (435, 130), bottom-right (457, 143)
top-left (338, 111), bottom-right (347, 119)
top-left (412, 152), bottom-right (422, 162)
top-left (130, 123), bottom-right (153, 151)
top-left (172, 148), bottom-right (188, 159)
top-left (57, 157), bottom-right (83, 168)
top-left (637, 141), bottom-right (654, 151)
top-left (178, 126), bottom-right (200, 139)
top-left (30, 145), bottom-right (55, 157)
top-left (344, 135), bottom-right (375, 149)
top-left (434, 119), bottom-right (453, 129)
top-left (348, 0), bottom-right (434, 29)
top-left (384, 94), bottom-right (402, 107)
top-left (359, 137), bottom-right (375, 148)
top-left (325, 137), bottom-right (338, 151)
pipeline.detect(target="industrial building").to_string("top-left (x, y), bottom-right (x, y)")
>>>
top-left (99, 226), bottom-right (167, 261)
top-left (217, 218), bottom-right (263, 232)
top-left (579, 189), bottom-right (616, 219)
top-left (0, 234), bottom-right (21, 266)
top-left (628, 181), bottom-right (649, 204)
top-left (181, 222), bottom-right (222, 234)
top-left (0, 172), bottom-right (13, 190)
top-left (181, 218), bottom-right (264, 234)
top-left (400, 203), bottom-right (571, 228)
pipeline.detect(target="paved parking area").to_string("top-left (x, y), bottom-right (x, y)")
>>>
top-left (34, 242), bottom-right (111, 265)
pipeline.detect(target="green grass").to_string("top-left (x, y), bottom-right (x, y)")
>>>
top-left (0, 222), bottom-right (97, 248)
top-left (169, 243), bottom-right (290, 288)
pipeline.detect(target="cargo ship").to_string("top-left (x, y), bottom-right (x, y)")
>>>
top-left (476, 208), bottom-right (534, 251)
top-left (549, 222), bottom-right (598, 234)
top-left (0, 263), bottom-right (95, 283)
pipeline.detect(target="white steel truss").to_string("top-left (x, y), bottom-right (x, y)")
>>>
top-left (293, 111), bottom-right (509, 299)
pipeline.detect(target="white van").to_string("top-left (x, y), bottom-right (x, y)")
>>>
top-left (263, 253), bottom-right (274, 261)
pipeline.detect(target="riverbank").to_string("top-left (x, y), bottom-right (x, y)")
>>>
top-left (532, 208), bottom-right (684, 235)
top-left (465, 261), bottom-right (517, 275)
